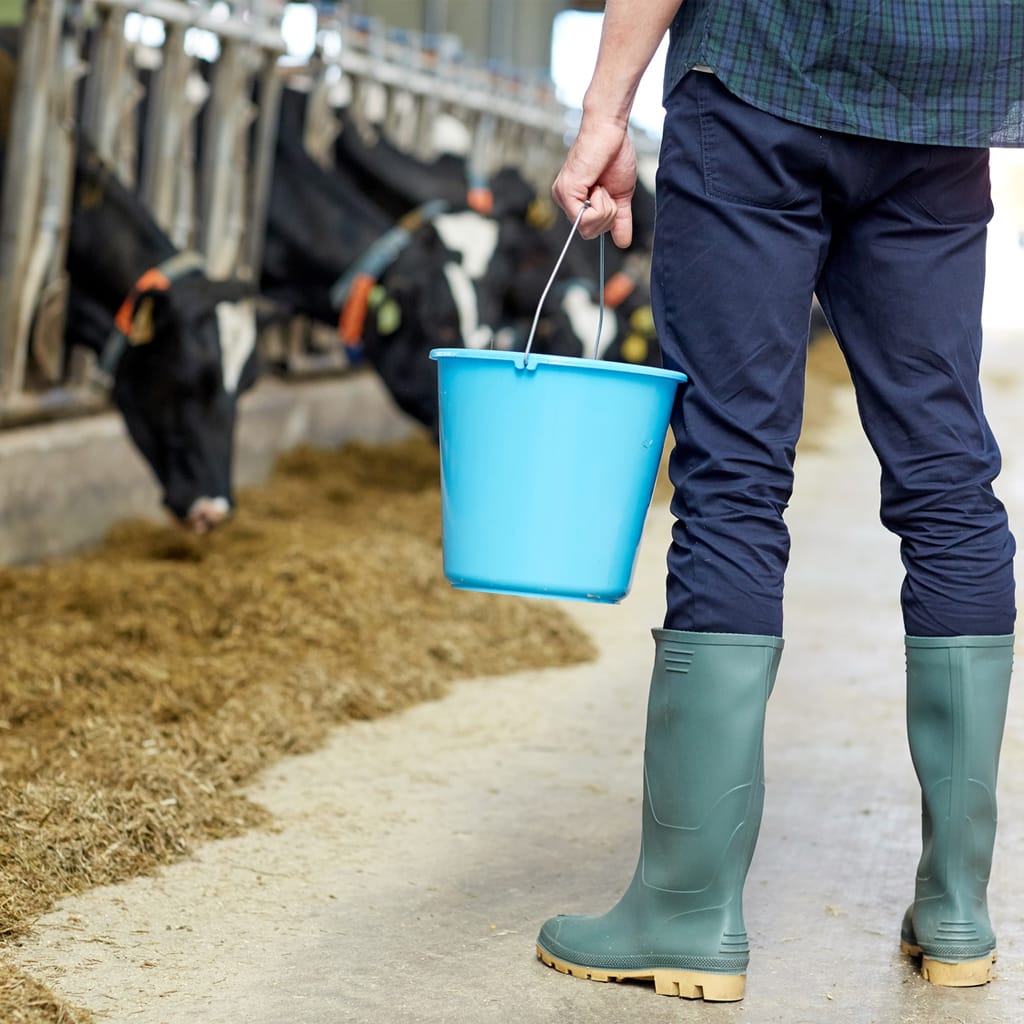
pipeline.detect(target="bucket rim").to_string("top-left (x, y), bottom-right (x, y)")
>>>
top-left (428, 347), bottom-right (688, 384)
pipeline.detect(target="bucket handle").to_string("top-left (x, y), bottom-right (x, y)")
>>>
top-left (521, 201), bottom-right (606, 364)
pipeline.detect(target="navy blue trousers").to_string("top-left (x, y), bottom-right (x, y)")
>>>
top-left (653, 72), bottom-right (1016, 638)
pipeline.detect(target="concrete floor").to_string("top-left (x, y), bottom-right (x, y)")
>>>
top-left (11, 329), bottom-right (1024, 1023)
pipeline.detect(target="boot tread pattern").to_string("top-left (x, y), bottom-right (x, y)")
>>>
top-left (537, 945), bottom-right (745, 1001)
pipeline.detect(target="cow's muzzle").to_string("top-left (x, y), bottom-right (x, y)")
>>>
top-left (183, 496), bottom-right (232, 534)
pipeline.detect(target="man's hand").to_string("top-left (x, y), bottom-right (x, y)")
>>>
top-left (551, 116), bottom-right (638, 248)
top-left (547, 0), bottom-right (678, 246)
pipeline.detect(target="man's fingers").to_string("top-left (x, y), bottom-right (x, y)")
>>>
top-left (580, 189), bottom-right (634, 247)
top-left (577, 187), bottom-right (615, 238)
top-left (609, 212), bottom-right (634, 249)
top-left (550, 183), bottom-right (633, 247)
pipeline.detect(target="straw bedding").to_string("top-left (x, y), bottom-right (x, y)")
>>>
top-left (0, 432), bottom-right (596, 1021)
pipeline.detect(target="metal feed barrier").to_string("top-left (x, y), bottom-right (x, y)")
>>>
top-left (266, 7), bottom-right (576, 376)
top-left (0, 0), bottom-right (286, 428)
top-left (324, 10), bottom-right (571, 194)
top-left (0, 1), bottom-right (578, 429)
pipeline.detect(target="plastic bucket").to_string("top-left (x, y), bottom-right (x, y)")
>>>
top-left (429, 348), bottom-right (688, 603)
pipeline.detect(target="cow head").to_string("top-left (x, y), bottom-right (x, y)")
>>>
top-left (74, 275), bottom-right (260, 533)
top-left (116, 275), bottom-right (259, 532)
top-left (66, 139), bottom-right (262, 532)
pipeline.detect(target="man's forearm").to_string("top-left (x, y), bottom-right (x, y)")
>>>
top-left (582, 0), bottom-right (683, 126)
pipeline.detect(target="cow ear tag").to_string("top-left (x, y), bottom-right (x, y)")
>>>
top-left (527, 197), bottom-right (557, 230)
top-left (130, 297), bottom-right (156, 344)
top-left (376, 298), bottom-right (401, 336)
top-left (621, 332), bottom-right (649, 364)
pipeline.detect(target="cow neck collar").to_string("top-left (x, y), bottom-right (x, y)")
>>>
top-left (98, 250), bottom-right (208, 376)
top-left (331, 199), bottom-right (449, 347)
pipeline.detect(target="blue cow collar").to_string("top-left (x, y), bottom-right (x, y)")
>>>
top-left (330, 199), bottom-right (450, 346)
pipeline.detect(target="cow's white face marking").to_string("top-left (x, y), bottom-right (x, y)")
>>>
top-left (215, 300), bottom-right (257, 394)
top-left (442, 262), bottom-right (493, 349)
top-left (433, 212), bottom-right (500, 281)
top-left (493, 327), bottom-right (519, 351)
top-left (562, 284), bottom-right (617, 358)
top-left (186, 496), bottom-right (230, 533)
top-left (432, 113), bottom-right (472, 156)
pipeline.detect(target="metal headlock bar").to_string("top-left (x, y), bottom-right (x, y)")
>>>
top-left (0, 1), bottom-right (579, 428)
top-left (321, 9), bottom-right (571, 195)
top-left (0, 0), bottom-right (286, 427)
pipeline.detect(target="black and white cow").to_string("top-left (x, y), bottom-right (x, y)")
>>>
top-left (331, 109), bottom-right (658, 348)
top-left (263, 95), bottom-right (481, 430)
top-left (1, 22), bottom-right (259, 533)
top-left (66, 139), bottom-right (260, 533)
top-left (270, 89), bottom-right (607, 431)
top-left (318, 112), bottom-right (663, 426)
top-left (332, 109), bottom-right (481, 220)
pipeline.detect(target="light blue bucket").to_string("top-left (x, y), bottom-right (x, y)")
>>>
top-left (430, 347), bottom-right (687, 602)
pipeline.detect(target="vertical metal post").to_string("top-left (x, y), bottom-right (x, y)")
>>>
top-left (79, 4), bottom-right (131, 166)
top-left (304, 63), bottom-right (342, 168)
top-left (139, 22), bottom-right (192, 235)
top-left (422, 0), bottom-right (447, 37)
top-left (0, 0), bottom-right (63, 399)
top-left (29, 26), bottom-right (85, 387)
top-left (242, 60), bottom-right (283, 284)
top-left (198, 36), bottom-right (250, 277)
top-left (468, 109), bottom-right (496, 192)
top-left (486, 0), bottom-right (514, 65)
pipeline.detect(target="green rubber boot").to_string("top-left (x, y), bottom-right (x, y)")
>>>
top-left (536, 628), bottom-right (783, 1001)
top-left (900, 634), bottom-right (1015, 987)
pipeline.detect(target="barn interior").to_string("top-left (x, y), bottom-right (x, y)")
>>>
top-left (1, 3), bottom-right (1023, 1023)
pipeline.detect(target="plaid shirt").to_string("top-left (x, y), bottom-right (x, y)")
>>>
top-left (665, 0), bottom-right (1024, 147)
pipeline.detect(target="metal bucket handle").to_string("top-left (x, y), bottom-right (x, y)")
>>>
top-left (521, 200), bottom-right (605, 364)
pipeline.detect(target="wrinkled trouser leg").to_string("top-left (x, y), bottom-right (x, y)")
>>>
top-left (815, 146), bottom-right (1016, 637)
top-left (653, 72), bottom-right (1016, 637)
top-left (653, 72), bottom-right (822, 635)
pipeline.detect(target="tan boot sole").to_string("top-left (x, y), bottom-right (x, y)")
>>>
top-left (536, 944), bottom-right (745, 1001)
top-left (900, 940), bottom-right (996, 987)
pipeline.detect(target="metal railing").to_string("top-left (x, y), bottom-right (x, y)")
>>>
top-left (0, 1), bottom-right (579, 429)
top-left (329, 11), bottom-right (570, 192)
top-left (0, 0), bottom-right (287, 427)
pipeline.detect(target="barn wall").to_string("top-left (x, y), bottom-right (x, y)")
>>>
top-left (362, 0), bottom-right (566, 76)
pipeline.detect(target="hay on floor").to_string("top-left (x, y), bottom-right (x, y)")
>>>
top-left (0, 432), bottom-right (596, 1020)
top-left (0, 964), bottom-right (94, 1024)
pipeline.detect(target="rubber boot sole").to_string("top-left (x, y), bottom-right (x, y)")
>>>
top-left (900, 940), bottom-right (996, 987)
top-left (536, 944), bottom-right (746, 1001)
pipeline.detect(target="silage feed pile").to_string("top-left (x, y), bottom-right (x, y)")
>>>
top-left (0, 433), bottom-right (597, 1022)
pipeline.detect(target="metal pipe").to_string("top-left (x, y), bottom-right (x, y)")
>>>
top-left (139, 22), bottom-right (192, 233)
top-left (92, 0), bottom-right (286, 50)
top-left (0, 0), bottom-right (64, 399)
top-left (242, 62), bottom-right (284, 284)
top-left (0, 387), bottom-right (110, 429)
